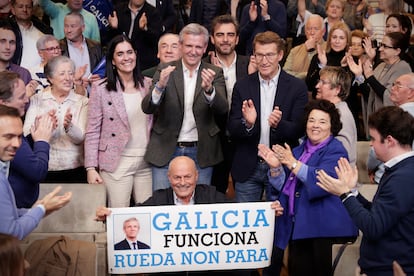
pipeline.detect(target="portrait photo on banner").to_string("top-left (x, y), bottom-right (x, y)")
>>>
top-left (106, 202), bottom-right (276, 274)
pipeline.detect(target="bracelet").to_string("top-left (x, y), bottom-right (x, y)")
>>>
top-left (154, 83), bottom-right (165, 93)
top-left (290, 161), bottom-right (298, 171)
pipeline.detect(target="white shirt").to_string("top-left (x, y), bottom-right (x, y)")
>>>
top-left (217, 53), bottom-right (237, 108)
top-left (67, 37), bottom-right (91, 78)
top-left (19, 23), bottom-right (43, 69)
top-left (259, 66), bottom-right (281, 146)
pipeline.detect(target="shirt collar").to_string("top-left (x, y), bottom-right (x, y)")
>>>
top-left (258, 65), bottom-right (281, 85)
top-left (173, 190), bottom-right (195, 205)
top-left (0, 160), bottom-right (10, 177)
top-left (182, 60), bottom-right (201, 76)
top-left (384, 151), bottom-right (414, 168)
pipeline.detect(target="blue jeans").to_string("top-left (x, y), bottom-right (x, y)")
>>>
top-left (235, 160), bottom-right (271, 202)
top-left (151, 146), bottom-right (213, 191)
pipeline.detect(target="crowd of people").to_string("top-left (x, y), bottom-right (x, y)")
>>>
top-left (1, 0), bottom-right (414, 275)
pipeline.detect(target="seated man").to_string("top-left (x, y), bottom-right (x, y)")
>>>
top-left (0, 105), bottom-right (72, 240)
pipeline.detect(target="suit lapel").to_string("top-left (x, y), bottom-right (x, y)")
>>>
top-left (173, 61), bottom-right (185, 111)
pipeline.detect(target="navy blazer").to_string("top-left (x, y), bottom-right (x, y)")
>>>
top-left (271, 138), bottom-right (358, 249)
top-left (228, 70), bottom-right (308, 182)
top-left (114, 239), bottom-right (150, 250)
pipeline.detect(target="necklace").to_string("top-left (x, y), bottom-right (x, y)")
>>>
top-left (377, 58), bottom-right (400, 81)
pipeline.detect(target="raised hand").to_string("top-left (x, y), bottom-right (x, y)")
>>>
top-left (242, 99), bottom-right (257, 128)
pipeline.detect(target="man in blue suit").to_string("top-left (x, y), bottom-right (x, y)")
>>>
top-left (114, 217), bottom-right (150, 250)
top-left (228, 31), bottom-right (308, 203)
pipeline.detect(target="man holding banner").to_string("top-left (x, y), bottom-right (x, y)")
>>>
top-left (96, 156), bottom-right (283, 275)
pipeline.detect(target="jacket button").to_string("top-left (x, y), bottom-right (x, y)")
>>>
top-left (112, 133), bottom-right (116, 137)
top-left (295, 192), bottom-right (300, 198)
top-left (109, 117), bottom-right (114, 121)
top-left (108, 102), bottom-right (112, 105)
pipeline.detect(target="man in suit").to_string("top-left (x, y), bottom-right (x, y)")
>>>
top-left (142, 23), bottom-right (228, 191)
top-left (317, 106), bottom-right (414, 275)
top-left (109, 0), bottom-right (162, 71)
top-left (59, 12), bottom-right (103, 91)
top-left (228, 31), bottom-right (308, 203)
top-left (205, 14), bottom-right (251, 194)
top-left (114, 217), bottom-right (150, 250)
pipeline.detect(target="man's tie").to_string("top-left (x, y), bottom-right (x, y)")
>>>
top-left (132, 242), bottom-right (137, 250)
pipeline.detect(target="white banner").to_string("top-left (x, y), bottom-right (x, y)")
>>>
top-left (106, 202), bottom-right (275, 274)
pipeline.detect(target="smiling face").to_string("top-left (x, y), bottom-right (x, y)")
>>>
top-left (254, 42), bottom-right (283, 81)
top-left (330, 29), bottom-right (348, 52)
top-left (168, 156), bottom-right (198, 204)
top-left (112, 41), bottom-right (137, 75)
top-left (181, 33), bottom-right (207, 71)
top-left (64, 14), bottom-right (84, 42)
top-left (385, 17), bottom-right (403, 34)
top-left (0, 115), bottom-right (22, 162)
top-left (211, 23), bottom-right (239, 56)
top-left (306, 109), bottom-right (332, 145)
top-left (157, 34), bottom-right (181, 63)
top-left (48, 61), bottom-right (74, 94)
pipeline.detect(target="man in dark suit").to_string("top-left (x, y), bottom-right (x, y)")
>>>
top-left (142, 23), bottom-right (228, 192)
top-left (204, 14), bottom-right (251, 194)
top-left (114, 217), bottom-right (150, 250)
top-left (109, 0), bottom-right (162, 70)
top-left (228, 31), bottom-right (308, 203)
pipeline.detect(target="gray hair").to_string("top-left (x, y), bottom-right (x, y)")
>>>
top-left (44, 56), bottom-right (75, 79)
top-left (179, 23), bottom-right (209, 46)
top-left (36, 34), bottom-right (59, 51)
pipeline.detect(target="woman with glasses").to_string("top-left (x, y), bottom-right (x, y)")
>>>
top-left (347, 32), bottom-right (412, 137)
top-left (84, 35), bottom-right (153, 207)
top-left (306, 21), bottom-right (351, 98)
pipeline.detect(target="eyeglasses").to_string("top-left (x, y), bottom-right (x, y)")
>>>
top-left (41, 46), bottom-right (61, 52)
top-left (392, 82), bottom-right (411, 89)
top-left (378, 42), bottom-right (396, 49)
top-left (254, 52), bottom-right (278, 62)
top-left (317, 79), bottom-right (332, 86)
top-left (351, 43), bottom-right (363, 48)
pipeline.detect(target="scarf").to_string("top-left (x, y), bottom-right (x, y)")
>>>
top-left (282, 135), bottom-right (333, 216)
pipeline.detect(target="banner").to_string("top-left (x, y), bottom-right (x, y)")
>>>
top-left (83, 0), bottom-right (113, 30)
top-left (106, 202), bottom-right (275, 274)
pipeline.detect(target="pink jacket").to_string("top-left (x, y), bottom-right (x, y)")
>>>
top-left (84, 78), bottom-right (152, 172)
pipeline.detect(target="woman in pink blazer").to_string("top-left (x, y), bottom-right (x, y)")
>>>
top-left (85, 35), bottom-right (153, 207)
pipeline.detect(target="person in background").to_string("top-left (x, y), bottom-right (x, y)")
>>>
top-left (367, 73), bottom-right (414, 184)
top-left (239, 0), bottom-right (287, 55)
top-left (141, 23), bottom-right (227, 191)
top-left (37, 0), bottom-right (100, 42)
top-left (228, 31), bottom-right (308, 203)
top-left (109, 0), bottom-right (162, 71)
top-left (317, 105), bottom-right (414, 275)
top-left (23, 55), bottom-right (88, 183)
top-left (363, 0), bottom-right (404, 43)
top-left (347, 32), bottom-right (412, 138)
top-left (8, 0), bottom-right (53, 69)
top-left (60, 12), bottom-right (103, 93)
top-left (306, 21), bottom-right (351, 98)
top-left (0, 105), bottom-right (72, 240)
top-left (315, 66), bottom-right (357, 165)
top-left (0, 71), bottom-right (54, 209)
top-left (284, 13), bottom-right (326, 80)
top-left (142, 33), bottom-right (182, 78)
top-left (85, 35), bottom-right (153, 207)
top-left (205, 14), bottom-right (251, 194)
top-left (343, 0), bottom-right (368, 30)
top-left (259, 99), bottom-right (358, 276)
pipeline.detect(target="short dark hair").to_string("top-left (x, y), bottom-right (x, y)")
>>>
top-left (0, 71), bottom-right (20, 102)
top-left (105, 34), bottom-right (144, 92)
top-left (0, 104), bottom-right (21, 119)
top-left (0, 233), bottom-right (25, 276)
top-left (386, 32), bottom-right (409, 57)
top-left (303, 99), bottom-right (342, 136)
top-left (210, 14), bottom-right (239, 35)
top-left (253, 31), bottom-right (286, 53)
top-left (368, 106), bottom-right (414, 146)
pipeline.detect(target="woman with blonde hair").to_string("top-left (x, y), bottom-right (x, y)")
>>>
top-left (306, 21), bottom-right (351, 98)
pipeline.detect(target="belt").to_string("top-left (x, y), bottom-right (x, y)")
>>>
top-left (177, 141), bottom-right (197, 147)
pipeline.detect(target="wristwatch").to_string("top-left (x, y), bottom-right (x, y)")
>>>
top-left (340, 191), bottom-right (353, 201)
top-left (290, 161), bottom-right (298, 170)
